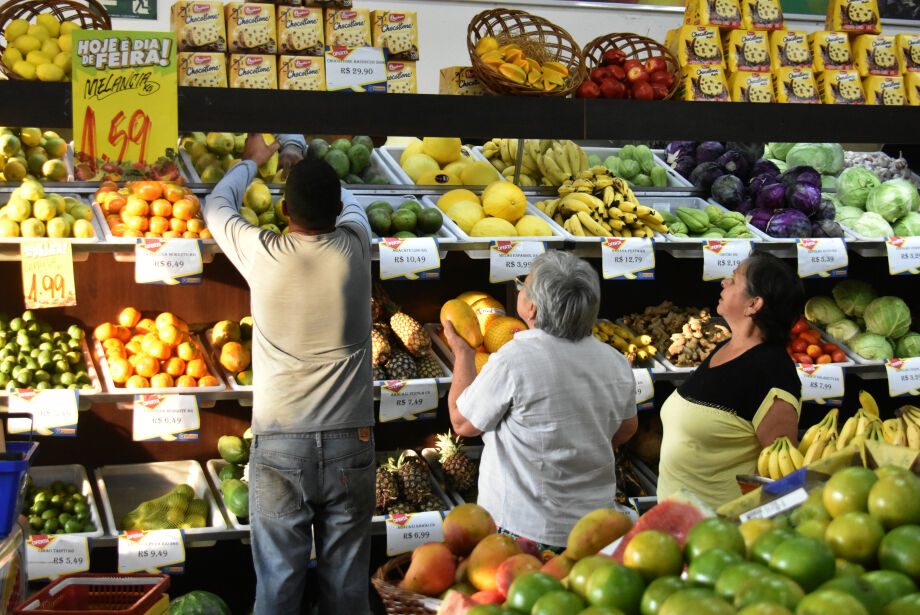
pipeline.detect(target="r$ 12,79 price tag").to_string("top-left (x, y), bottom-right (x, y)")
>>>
top-left (797, 238), bottom-right (848, 278)
top-left (602, 237), bottom-right (655, 280)
top-left (21, 240), bottom-right (76, 309)
top-left (385, 511), bottom-right (445, 555)
top-left (118, 529), bottom-right (185, 574)
top-left (702, 240), bottom-right (753, 281)
top-left (135, 238), bottom-right (203, 285)
top-left (27, 535), bottom-right (90, 581)
top-left (885, 237), bottom-right (920, 275)
top-left (797, 364), bottom-right (845, 405)
top-left (489, 241), bottom-right (546, 283)
top-left (379, 380), bottom-right (438, 422)
top-left (379, 237), bottom-right (440, 280)
top-left (886, 358), bottom-right (920, 397)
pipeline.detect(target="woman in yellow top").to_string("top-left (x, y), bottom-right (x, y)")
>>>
top-left (657, 253), bottom-right (804, 509)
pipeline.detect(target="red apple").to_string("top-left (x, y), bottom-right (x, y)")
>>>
top-left (602, 48), bottom-right (626, 66)
top-left (576, 80), bottom-right (601, 98)
top-left (606, 65), bottom-right (626, 81)
top-left (590, 66), bottom-right (609, 84)
top-left (650, 82), bottom-right (670, 99)
top-left (632, 81), bottom-right (655, 100)
top-left (626, 65), bottom-right (649, 84)
top-left (649, 70), bottom-right (674, 87)
top-left (645, 56), bottom-right (667, 74)
top-left (600, 78), bottom-right (627, 99)
top-left (623, 59), bottom-right (642, 72)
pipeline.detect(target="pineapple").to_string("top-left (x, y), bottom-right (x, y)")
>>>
top-left (387, 501), bottom-right (414, 515)
top-left (386, 348), bottom-right (417, 380)
top-left (414, 353), bottom-right (444, 379)
top-left (375, 458), bottom-right (399, 513)
top-left (436, 431), bottom-right (477, 492)
top-left (396, 451), bottom-right (432, 505)
top-left (372, 323), bottom-right (391, 367)
top-left (389, 310), bottom-right (431, 357)
top-left (420, 493), bottom-right (447, 512)
top-left (373, 366), bottom-right (387, 381)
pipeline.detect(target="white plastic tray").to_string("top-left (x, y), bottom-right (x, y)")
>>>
top-left (354, 193), bottom-right (460, 253)
top-left (0, 192), bottom-right (105, 245)
top-left (812, 324), bottom-right (883, 366)
top-left (201, 328), bottom-right (251, 393)
top-left (376, 145), bottom-right (489, 186)
top-left (94, 460), bottom-right (228, 545)
top-left (0, 335), bottom-right (102, 398)
top-left (373, 449), bottom-right (455, 524)
top-left (642, 197), bottom-right (769, 243)
top-left (204, 459), bottom-right (249, 532)
top-left (28, 464), bottom-right (105, 539)
top-left (94, 201), bottom-right (218, 250)
top-left (582, 147), bottom-right (693, 188)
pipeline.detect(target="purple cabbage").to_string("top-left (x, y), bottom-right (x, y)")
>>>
top-left (751, 158), bottom-right (780, 180)
top-left (787, 183), bottom-right (821, 217)
top-left (711, 174), bottom-right (745, 209)
top-left (756, 183), bottom-right (786, 210)
top-left (695, 142), bottom-right (725, 164)
top-left (736, 197), bottom-right (755, 216)
top-left (748, 174), bottom-right (774, 198)
top-left (811, 219), bottom-right (846, 237)
top-left (726, 142), bottom-right (765, 165)
top-left (717, 150), bottom-right (751, 181)
top-left (766, 208), bottom-right (812, 238)
top-left (780, 166), bottom-right (821, 190)
top-left (664, 141), bottom-right (697, 179)
top-left (689, 162), bottom-right (725, 192)
top-left (748, 208), bottom-right (773, 231)
top-left (815, 197), bottom-right (836, 221)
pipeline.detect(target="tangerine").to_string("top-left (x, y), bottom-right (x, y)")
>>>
top-left (133, 353), bottom-right (160, 378)
top-left (122, 196), bottom-right (149, 218)
top-left (102, 192), bottom-right (125, 214)
top-left (165, 357), bottom-right (186, 377)
top-left (146, 339), bottom-right (171, 361)
top-left (108, 357), bottom-right (133, 383)
top-left (187, 219), bottom-right (206, 233)
top-left (110, 223), bottom-right (128, 237)
top-left (94, 322), bottom-right (116, 341)
top-left (177, 341), bottom-right (200, 361)
top-left (163, 230), bottom-right (182, 238)
top-left (135, 318), bottom-right (156, 334)
top-left (123, 229), bottom-right (144, 238)
top-left (199, 228), bottom-right (212, 239)
top-left (114, 325), bottom-right (132, 343)
top-left (198, 375), bottom-right (219, 387)
top-left (176, 375), bottom-right (197, 388)
top-left (125, 375), bottom-right (150, 389)
top-left (169, 217), bottom-right (187, 233)
top-left (158, 324), bottom-right (182, 346)
top-left (150, 372), bottom-right (174, 388)
top-left (163, 183), bottom-right (184, 203)
top-left (149, 216), bottom-right (170, 235)
top-left (186, 358), bottom-right (209, 379)
top-left (134, 180), bottom-right (162, 201)
top-left (106, 346), bottom-right (127, 360)
top-left (183, 231), bottom-right (199, 239)
top-left (124, 216), bottom-right (148, 232)
top-left (118, 307), bottom-right (142, 328)
top-left (102, 337), bottom-right (124, 352)
top-left (125, 340), bottom-right (143, 355)
top-left (150, 198), bottom-right (172, 217)
top-left (172, 199), bottom-right (198, 221)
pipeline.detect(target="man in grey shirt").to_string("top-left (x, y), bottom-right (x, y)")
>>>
top-left (203, 134), bottom-right (374, 614)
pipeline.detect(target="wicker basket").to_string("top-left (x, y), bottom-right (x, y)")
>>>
top-left (371, 554), bottom-right (440, 615)
top-left (467, 8), bottom-right (585, 97)
top-left (0, 0), bottom-right (111, 79)
top-left (582, 32), bottom-right (681, 100)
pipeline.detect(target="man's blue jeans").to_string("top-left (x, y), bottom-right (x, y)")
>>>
top-left (249, 428), bottom-right (375, 615)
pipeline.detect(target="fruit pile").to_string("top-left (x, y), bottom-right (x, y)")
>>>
top-left (237, 181), bottom-right (286, 233)
top-left (366, 199), bottom-right (443, 238)
top-left (0, 311), bottom-right (93, 391)
top-left (398, 137), bottom-right (500, 186)
top-left (180, 132), bottom-right (281, 184)
top-left (587, 144), bottom-right (670, 188)
top-left (208, 318), bottom-right (252, 387)
top-left (787, 317), bottom-right (848, 364)
top-left (591, 321), bottom-right (658, 366)
top-left (661, 204), bottom-right (754, 239)
top-left (94, 308), bottom-right (218, 389)
top-left (622, 301), bottom-right (732, 367)
top-left (0, 127), bottom-right (68, 182)
top-left (1, 15), bottom-right (80, 82)
top-left (375, 450), bottom-right (448, 516)
top-left (305, 136), bottom-right (386, 185)
top-left (436, 182), bottom-right (552, 238)
top-left (94, 180), bottom-right (210, 240)
top-left (480, 139), bottom-right (589, 187)
top-left (120, 484), bottom-right (209, 531)
top-left (22, 479), bottom-right (96, 535)
top-left (0, 179), bottom-right (95, 239)
top-left (371, 283), bottom-right (444, 381)
top-left (216, 430), bottom-right (251, 521)
top-left (577, 48), bottom-right (674, 100)
top-left (73, 151), bottom-right (182, 183)
top-left (438, 291), bottom-right (528, 374)
top-left (473, 37), bottom-right (570, 92)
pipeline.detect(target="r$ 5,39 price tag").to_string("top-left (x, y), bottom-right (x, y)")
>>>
top-left (702, 240), bottom-right (752, 281)
top-left (797, 364), bottom-right (845, 406)
top-left (379, 237), bottom-right (440, 280)
top-left (21, 240), bottom-right (76, 309)
top-left (118, 529), bottom-right (185, 574)
top-left (886, 358), bottom-right (920, 397)
top-left (385, 511), bottom-right (445, 555)
top-left (135, 238), bottom-right (203, 285)
top-left (27, 535), bottom-right (90, 581)
top-left (602, 237), bottom-right (655, 280)
top-left (489, 241), bottom-right (546, 283)
top-left (379, 380), bottom-right (438, 422)
top-left (885, 237), bottom-right (920, 275)
top-left (797, 238), bottom-right (848, 278)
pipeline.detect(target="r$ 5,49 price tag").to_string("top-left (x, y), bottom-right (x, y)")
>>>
top-left (21, 240), bottom-right (76, 309)
top-left (7, 389), bottom-right (79, 437)
top-left (385, 511), bottom-right (445, 555)
top-left (797, 364), bottom-right (845, 406)
top-left (797, 238), bottom-right (848, 278)
top-left (886, 358), bottom-right (920, 397)
top-left (702, 240), bottom-right (752, 281)
top-left (379, 380), bottom-right (438, 422)
top-left (27, 535), bottom-right (90, 581)
top-left (118, 529), bottom-right (185, 574)
top-left (489, 241), bottom-right (546, 283)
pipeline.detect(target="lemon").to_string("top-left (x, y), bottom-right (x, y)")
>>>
top-left (59, 22), bottom-right (81, 36)
top-left (12, 35), bottom-right (41, 55)
top-left (42, 159), bottom-right (67, 181)
top-left (421, 137), bottom-right (462, 166)
top-left (19, 127), bottom-right (41, 147)
top-left (44, 194), bottom-right (64, 214)
top-left (446, 200), bottom-right (484, 234)
top-left (3, 159), bottom-right (26, 182)
top-left (36, 63), bottom-right (64, 82)
top-left (69, 204), bottom-right (93, 222)
top-left (32, 199), bottom-right (57, 221)
top-left (442, 160), bottom-right (470, 177)
top-left (53, 52), bottom-right (70, 76)
top-left (46, 216), bottom-right (70, 238)
top-left (25, 51), bottom-right (51, 66)
top-left (4, 19), bottom-right (29, 42)
top-left (26, 24), bottom-right (49, 42)
top-left (398, 140), bottom-right (424, 166)
top-left (72, 219), bottom-right (94, 239)
top-left (460, 160), bottom-right (501, 185)
top-left (57, 34), bottom-right (71, 53)
top-left (1, 48), bottom-right (22, 69)
top-left (12, 60), bottom-right (36, 80)
top-left (40, 38), bottom-right (59, 58)
top-left (401, 153), bottom-right (439, 183)
top-left (35, 14), bottom-right (61, 38)
top-left (0, 218), bottom-right (19, 237)
top-left (437, 188), bottom-right (480, 213)
top-left (20, 218), bottom-right (45, 238)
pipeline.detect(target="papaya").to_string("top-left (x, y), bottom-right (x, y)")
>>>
top-left (440, 299), bottom-right (483, 349)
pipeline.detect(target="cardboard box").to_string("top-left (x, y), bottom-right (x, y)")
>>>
top-left (810, 31), bottom-right (854, 72)
top-left (675, 25), bottom-right (725, 68)
top-left (680, 65), bottom-right (730, 101)
top-left (724, 30), bottom-right (771, 73)
top-left (774, 67), bottom-right (820, 103)
top-left (178, 52), bottom-right (227, 87)
top-left (229, 54), bottom-right (277, 89)
top-left (438, 66), bottom-right (486, 96)
top-left (741, 0), bottom-right (784, 30)
top-left (225, 3), bottom-right (277, 54)
top-left (896, 33), bottom-right (920, 73)
top-left (385, 60), bottom-right (416, 93)
top-left (278, 6), bottom-right (324, 56)
top-left (864, 75), bottom-right (907, 105)
top-left (817, 69), bottom-right (866, 104)
top-left (770, 30), bottom-right (813, 71)
top-left (278, 55), bottom-right (325, 90)
top-left (371, 10), bottom-right (418, 61)
top-left (172, 1), bottom-right (226, 53)
top-left (852, 35), bottom-right (899, 77)
top-left (324, 8), bottom-right (371, 48)
top-left (825, 0), bottom-right (880, 34)
top-left (730, 70), bottom-right (774, 102)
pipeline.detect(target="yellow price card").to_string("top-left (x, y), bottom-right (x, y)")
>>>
top-left (21, 240), bottom-right (76, 309)
top-left (71, 31), bottom-right (177, 171)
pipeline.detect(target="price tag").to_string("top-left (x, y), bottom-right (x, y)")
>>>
top-left (72, 31), bottom-right (177, 170)
top-left (797, 364), bottom-right (845, 406)
top-left (133, 394), bottom-right (200, 441)
top-left (739, 487), bottom-right (808, 522)
top-left (118, 529), bottom-right (185, 574)
top-left (379, 381), bottom-right (438, 422)
top-left (885, 358), bottom-right (920, 397)
top-left (7, 389), bottom-right (78, 436)
top-left (385, 511), bottom-right (446, 556)
top-left (489, 241), bottom-right (546, 283)
top-left (797, 238), bottom-right (848, 278)
top-left (27, 535), bottom-right (90, 581)
top-left (702, 240), bottom-right (753, 281)
top-left (885, 237), bottom-right (920, 275)
top-left (379, 237), bottom-right (440, 280)
top-left (602, 238), bottom-right (655, 280)
top-left (632, 368), bottom-right (654, 411)
top-left (21, 241), bottom-right (76, 309)
top-left (135, 238), bottom-right (203, 285)
top-left (324, 46), bottom-right (386, 92)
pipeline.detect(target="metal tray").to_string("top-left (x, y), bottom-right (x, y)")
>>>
top-left (376, 145), bottom-right (489, 186)
top-left (595, 319), bottom-right (668, 374)
top-left (0, 192), bottom-right (105, 246)
top-left (0, 335), bottom-right (102, 398)
top-left (420, 445), bottom-right (482, 508)
top-left (581, 147), bottom-right (693, 188)
top-left (200, 328), bottom-right (251, 394)
top-left (812, 324), bottom-right (884, 366)
top-left (28, 464), bottom-right (105, 539)
top-left (418, 196), bottom-right (567, 244)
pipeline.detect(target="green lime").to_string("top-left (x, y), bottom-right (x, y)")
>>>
top-left (30, 500), bottom-right (47, 515)
top-left (64, 519), bottom-right (82, 533)
top-left (29, 515), bottom-right (44, 531)
top-left (58, 512), bottom-right (72, 524)
top-left (67, 325), bottom-right (83, 340)
top-left (40, 509), bottom-right (57, 521)
top-left (43, 518), bottom-right (60, 533)
top-left (9, 317), bottom-right (23, 331)
top-left (82, 521), bottom-right (96, 533)
top-left (21, 310), bottom-right (35, 322)
top-left (59, 372), bottom-right (74, 386)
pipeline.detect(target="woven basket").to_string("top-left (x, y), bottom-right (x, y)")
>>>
top-left (582, 32), bottom-right (681, 100)
top-left (467, 8), bottom-right (585, 97)
top-left (371, 554), bottom-right (439, 615)
top-left (0, 0), bottom-right (111, 79)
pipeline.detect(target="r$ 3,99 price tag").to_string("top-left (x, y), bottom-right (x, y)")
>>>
top-left (27, 535), bottom-right (90, 581)
top-left (489, 241), bottom-right (546, 283)
top-left (385, 511), bottom-right (445, 555)
top-left (21, 240), bottom-right (76, 309)
top-left (797, 238), bottom-right (848, 278)
top-left (797, 364), bottom-right (845, 406)
top-left (702, 240), bottom-right (752, 281)
top-left (886, 358), bottom-right (920, 397)
top-left (135, 238), bottom-right (203, 285)
top-left (379, 237), bottom-right (440, 280)
top-left (379, 380), bottom-right (438, 422)
top-left (632, 368), bottom-right (654, 411)
top-left (602, 237), bottom-right (655, 280)
top-left (885, 237), bottom-right (920, 276)
top-left (118, 529), bottom-right (185, 574)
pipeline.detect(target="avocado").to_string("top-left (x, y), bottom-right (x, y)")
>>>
top-left (307, 138), bottom-right (329, 160)
top-left (393, 230), bottom-right (417, 238)
top-left (324, 149), bottom-right (350, 178)
top-left (352, 135), bottom-right (374, 152)
top-left (398, 200), bottom-right (423, 216)
top-left (417, 208), bottom-right (443, 234)
top-left (348, 143), bottom-right (371, 175)
top-left (330, 138), bottom-right (352, 153)
top-left (368, 209), bottom-right (391, 236)
top-left (391, 209), bottom-right (417, 233)
top-left (365, 201), bottom-right (393, 215)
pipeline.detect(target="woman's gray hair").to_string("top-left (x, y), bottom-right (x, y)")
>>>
top-left (527, 250), bottom-right (600, 340)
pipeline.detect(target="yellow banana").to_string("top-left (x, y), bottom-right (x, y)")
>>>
top-left (757, 443), bottom-right (774, 477)
top-left (577, 144), bottom-right (589, 174)
top-left (544, 198), bottom-right (560, 218)
top-left (788, 443), bottom-right (805, 470)
top-left (905, 420), bottom-right (920, 449)
top-left (553, 213), bottom-right (564, 226)
top-left (642, 220), bottom-right (669, 234)
top-left (576, 211), bottom-right (608, 237)
top-left (882, 418), bottom-right (902, 444)
top-left (859, 390), bottom-right (879, 417)
top-left (618, 200), bottom-right (638, 214)
top-left (768, 444), bottom-right (782, 479)
top-left (837, 415), bottom-right (858, 450)
top-left (565, 192), bottom-right (605, 212)
top-left (602, 185), bottom-right (615, 206)
top-left (777, 440), bottom-right (797, 477)
top-left (499, 139), bottom-right (513, 166)
top-left (568, 214), bottom-right (585, 236)
top-left (822, 433), bottom-right (838, 458)
top-left (565, 141), bottom-right (581, 177)
top-left (595, 176), bottom-right (613, 189)
top-left (855, 409), bottom-right (872, 437)
top-left (552, 143), bottom-right (573, 177)
top-left (803, 433), bottom-right (827, 465)
top-left (542, 153), bottom-right (567, 185)
top-left (799, 422), bottom-right (824, 455)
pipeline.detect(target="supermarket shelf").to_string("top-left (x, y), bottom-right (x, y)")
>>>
top-left (88, 528), bottom-right (252, 549)
top-left (2, 81), bottom-right (920, 142)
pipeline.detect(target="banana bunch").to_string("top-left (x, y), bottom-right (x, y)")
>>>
top-left (884, 405), bottom-right (920, 448)
top-left (798, 407), bottom-right (841, 465)
top-left (837, 390), bottom-right (882, 451)
top-left (480, 139), bottom-right (588, 187)
top-left (534, 168), bottom-right (668, 238)
top-left (757, 436), bottom-right (805, 480)
top-left (591, 321), bottom-right (658, 366)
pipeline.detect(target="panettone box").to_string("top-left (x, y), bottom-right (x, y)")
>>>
top-left (229, 53), bottom-right (277, 89)
top-left (810, 31), bottom-right (854, 72)
top-left (278, 55), bottom-right (325, 90)
top-left (278, 6), bottom-right (324, 56)
top-left (723, 30), bottom-right (771, 73)
top-left (371, 10), bottom-right (418, 61)
top-left (172, 1), bottom-right (226, 53)
top-left (817, 69), bottom-right (867, 104)
top-left (324, 8), bottom-right (371, 48)
top-left (774, 67), bottom-right (820, 103)
top-left (385, 60), bottom-right (416, 94)
top-left (863, 75), bottom-right (907, 105)
top-left (852, 35), bottom-right (899, 78)
top-left (729, 70), bottom-right (775, 102)
top-left (178, 51), bottom-right (227, 87)
top-left (226, 2), bottom-right (277, 54)
top-left (438, 66), bottom-right (486, 96)
top-left (770, 30), bottom-right (813, 72)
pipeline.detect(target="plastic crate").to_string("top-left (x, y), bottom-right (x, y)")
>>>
top-left (13, 573), bottom-right (169, 614)
top-left (1, 430), bottom-right (39, 539)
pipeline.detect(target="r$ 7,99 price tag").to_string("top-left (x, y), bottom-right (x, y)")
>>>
top-left (385, 511), bottom-right (445, 555)
top-left (632, 368), bottom-right (654, 411)
top-left (21, 240), bottom-right (76, 309)
top-left (797, 364), bottom-right (845, 405)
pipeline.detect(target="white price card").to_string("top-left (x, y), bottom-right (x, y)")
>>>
top-left (797, 364), bottom-right (845, 406)
top-left (118, 529), bottom-right (185, 574)
top-left (133, 394), bottom-right (200, 442)
top-left (324, 45), bottom-right (386, 92)
top-left (702, 240), bottom-right (753, 281)
top-left (7, 389), bottom-right (78, 436)
top-left (385, 511), bottom-right (446, 556)
top-left (885, 237), bottom-right (920, 275)
top-left (379, 237), bottom-right (440, 280)
top-left (602, 237), bottom-right (655, 280)
top-left (489, 241), bottom-right (546, 283)
top-left (27, 535), bottom-right (90, 581)
top-left (885, 358), bottom-right (920, 397)
top-left (797, 238), bottom-right (848, 278)
top-left (135, 238), bottom-right (203, 285)
top-left (632, 368), bottom-right (654, 411)
top-left (379, 380), bottom-right (438, 422)
top-left (739, 488), bottom-right (808, 522)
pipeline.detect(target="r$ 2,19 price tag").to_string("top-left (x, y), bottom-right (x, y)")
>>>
top-left (133, 394), bottom-right (200, 441)
top-left (886, 358), bottom-right (920, 397)
top-left (27, 535), bottom-right (90, 581)
top-left (118, 529), bottom-right (185, 574)
top-left (702, 240), bottom-right (752, 281)
top-left (797, 238), bottom-right (848, 278)
top-left (632, 369), bottom-right (654, 411)
top-left (379, 237), bottom-right (440, 280)
top-left (379, 380), bottom-right (438, 422)
top-left (21, 240), bottom-right (76, 309)
top-left (797, 364), bottom-right (845, 405)
top-left (135, 238), bottom-right (203, 285)
top-left (489, 241), bottom-right (546, 283)
top-left (602, 238), bottom-right (655, 280)
top-left (385, 511), bottom-right (445, 555)
top-left (8, 389), bottom-right (79, 436)
top-left (885, 237), bottom-right (920, 275)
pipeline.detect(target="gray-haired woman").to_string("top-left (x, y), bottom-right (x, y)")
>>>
top-left (443, 250), bottom-right (638, 552)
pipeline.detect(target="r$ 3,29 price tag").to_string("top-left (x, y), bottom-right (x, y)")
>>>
top-left (885, 237), bottom-right (920, 276)
top-left (797, 238), bottom-right (848, 278)
top-left (885, 358), bottom-right (920, 397)
top-left (602, 237), bottom-right (655, 280)
top-left (632, 368), bottom-right (654, 411)
top-left (379, 237), bottom-right (440, 280)
top-left (702, 240), bottom-right (752, 281)
top-left (379, 380), bottom-right (438, 422)
top-left (797, 364), bottom-right (845, 406)
top-left (133, 394), bottom-right (200, 441)
top-left (135, 238), bottom-right (203, 285)
top-left (27, 535), bottom-right (90, 581)
top-left (118, 529), bottom-right (185, 574)
top-left (8, 389), bottom-right (79, 436)
top-left (489, 241), bottom-right (546, 283)
top-left (21, 240), bottom-right (76, 309)
top-left (385, 511), bottom-right (445, 555)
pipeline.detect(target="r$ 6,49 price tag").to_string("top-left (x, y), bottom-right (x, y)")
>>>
top-left (21, 240), bottom-right (76, 309)
top-left (385, 511), bottom-right (445, 555)
top-left (118, 529), bottom-right (185, 574)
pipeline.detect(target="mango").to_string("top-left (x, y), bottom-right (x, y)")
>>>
top-left (540, 554), bottom-right (576, 580)
top-left (440, 299), bottom-right (483, 349)
top-left (562, 508), bottom-right (633, 561)
top-left (442, 503), bottom-right (497, 556)
top-left (495, 553), bottom-right (542, 598)
top-left (467, 533), bottom-right (522, 591)
top-left (398, 541), bottom-right (456, 596)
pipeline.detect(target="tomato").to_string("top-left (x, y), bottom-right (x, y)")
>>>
top-left (822, 342), bottom-right (840, 353)
top-left (585, 564), bottom-right (644, 613)
top-left (641, 576), bottom-right (685, 615)
top-left (800, 330), bottom-right (822, 345)
top-left (790, 339), bottom-right (808, 353)
top-left (505, 572), bottom-right (564, 614)
top-left (793, 353), bottom-right (813, 364)
top-left (792, 318), bottom-right (810, 334)
top-left (805, 344), bottom-right (822, 358)
top-left (832, 351), bottom-right (847, 363)
top-left (769, 536), bottom-right (835, 592)
top-left (817, 354), bottom-right (833, 364)
top-left (734, 573), bottom-right (805, 610)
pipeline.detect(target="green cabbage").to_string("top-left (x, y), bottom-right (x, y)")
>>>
top-left (852, 212), bottom-right (895, 237)
top-left (893, 212), bottom-right (920, 237)
top-left (822, 175), bottom-right (837, 191)
top-left (836, 205), bottom-right (864, 226)
top-left (866, 179), bottom-right (919, 222)
top-left (805, 296), bottom-right (845, 325)
top-left (896, 331), bottom-right (920, 358)
top-left (822, 192), bottom-right (842, 208)
top-left (827, 318), bottom-right (861, 342)
top-left (767, 143), bottom-right (796, 160)
top-left (836, 167), bottom-right (881, 209)
top-left (832, 280), bottom-right (877, 318)
top-left (864, 296), bottom-right (912, 339)
top-left (848, 332), bottom-right (895, 360)
top-left (785, 143), bottom-right (845, 174)
top-left (770, 159), bottom-right (788, 173)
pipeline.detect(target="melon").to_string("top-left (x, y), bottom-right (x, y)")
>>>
top-left (169, 590), bottom-right (230, 615)
top-left (440, 299), bottom-right (483, 349)
top-left (422, 137), bottom-right (462, 165)
top-left (481, 181), bottom-right (527, 223)
top-left (437, 189), bottom-right (481, 213)
top-left (474, 352), bottom-right (490, 373)
top-left (611, 498), bottom-right (712, 564)
top-left (483, 316), bottom-right (527, 353)
top-left (471, 297), bottom-right (506, 335)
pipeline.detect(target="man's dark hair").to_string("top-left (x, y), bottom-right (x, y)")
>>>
top-left (283, 158), bottom-right (342, 229)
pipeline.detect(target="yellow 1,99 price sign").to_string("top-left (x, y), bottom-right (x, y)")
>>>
top-left (21, 240), bottom-right (76, 309)
top-left (71, 31), bottom-right (177, 171)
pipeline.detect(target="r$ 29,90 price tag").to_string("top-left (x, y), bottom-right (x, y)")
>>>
top-left (886, 358), bottom-right (920, 397)
top-left (135, 238), bottom-right (203, 285)
top-left (632, 369), bottom-right (654, 411)
top-left (602, 238), bottom-right (655, 280)
top-left (885, 237), bottom-right (920, 275)
top-left (379, 237), bottom-right (440, 280)
top-left (385, 511), bottom-right (445, 555)
top-left (797, 238), bottom-right (848, 278)
top-left (797, 364), bottom-right (845, 405)
top-left (118, 529), bottom-right (185, 574)
top-left (21, 240), bottom-right (76, 309)
top-left (489, 241), bottom-right (546, 283)
top-left (324, 46), bottom-right (386, 92)
top-left (7, 389), bottom-right (79, 436)
top-left (379, 380), bottom-right (438, 422)
top-left (27, 535), bottom-right (90, 581)
top-left (702, 240), bottom-right (752, 281)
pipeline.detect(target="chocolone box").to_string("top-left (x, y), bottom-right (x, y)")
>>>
top-left (679, 65), bottom-right (730, 101)
top-left (896, 33), bottom-right (920, 73)
top-left (770, 30), bottom-right (813, 71)
top-left (863, 75), bottom-right (907, 105)
top-left (278, 6), bottom-right (324, 56)
top-left (810, 31), bottom-right (854, 72)
top-left (229, 54), bottom-right (277, 89)
top-left (385, 60), bottom-right (416, 93)
top-left (774, 67), bottom-right (820, 103)
top-left (673, 25), bottom-right (725, 68)
top-left (684, 0), bottom-right (742, 29)
top-left (817, 69), bottom-right (867, 104)
top-left (178, 52), bottom-right (227, 87)
top-left (852, 35), bottom-right (899, 77)
top-left (438, 66), bottom-right (486, 96)
top-left (371, 10), bottom-right (418, 61)
top-left (325, 8), bottom-right (371, 48)
top-left (729, 70), bottom-right (775, 102)
top-left (825, 0), bottom-right (880, 34)
top-left (172, 1), bottom-right (226, 53)
top-left (723, 30), bottom-right (771, 73)
top-left (278, 55), bottom-right (325, 90)
top-left (907, 72), bottom-right (920, 104)
top-left (741, 0), bottom-right (784, 30)
top-left (226, 2), bottom-right (277, 54)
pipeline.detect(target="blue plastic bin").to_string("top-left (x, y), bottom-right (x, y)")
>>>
top-left (1, 440), bottom-right (39, 539)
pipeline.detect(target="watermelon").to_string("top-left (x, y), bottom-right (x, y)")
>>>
top-left (169, 590), bottom-right (230, 614)
top-left (611, 497), bottom-right (712, 564)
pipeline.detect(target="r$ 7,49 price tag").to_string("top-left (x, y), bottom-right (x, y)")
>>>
top-left (118, 529), bottom-right (185, 574)
top-left (379, 380), bottom-right (438, 422)
top-left (21, 240), bottom-right (76, 309)
top-left (27, 535), bottom-right (90, 581)
top-left (385, 511), bottom-right (445, 555)
top-left (797, 364), bottom-right (845, 406)
top-left (489, 241), bottom-right (546, 283)
top-left (702, 240), bottom-right (752, 281)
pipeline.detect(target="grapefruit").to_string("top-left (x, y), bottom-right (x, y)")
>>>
top-left (824, 512), bottom-right (884, 566)
top-left (685, 518), bottom-right (746, 561)
top-left (878, 525), bottom-right (920, 583)
top-left (768, 536), bottom-right (835, 592)
top-left (687, 548), bottom-right (745, 587)
top-left (640, 576), bottom-right (685, 615)
top-left (823, 467), bottom-right (878, 518)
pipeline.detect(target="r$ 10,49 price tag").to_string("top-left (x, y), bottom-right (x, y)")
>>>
top-left (489, 241), bottom-right (546, 283)
top-left (797, 364), bottom-right (845, 405)
top-left (885, 237), bottom-right (920, 275)
top-left (118, 529), bottom-right (185, 574)
top-left (379, 380), bottom-right (438, 422)
top-left (379, 237), bottom-right (440, 280)
top-left (797, 238), bottom-right (848, 278)
top-left (135, 238), bottom-right (203, 285)
top-left (702, 240), bottom-right (753, 281)
top-left (21, 240), bottom-right (76, 309)
top-left (602, 237), bottom-right (655, 280)
top-left (632, 368), bottom-right (654, 411)
top-left (385, 511), bottom-right (445, 555)
top-left (27, 535), bottom-right (90, 581)
top-left (886, 358), bottom-right (920, 397)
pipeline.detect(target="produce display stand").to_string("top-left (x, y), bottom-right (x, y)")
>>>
top-left (372, 449), bottom-right (454, 535)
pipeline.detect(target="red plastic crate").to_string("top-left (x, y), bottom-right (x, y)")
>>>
top-left (13, 573), bottom-right (169, 614)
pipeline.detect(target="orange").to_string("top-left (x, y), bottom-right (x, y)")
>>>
top-left (150, 372), bottom-right (174, 388)
top-left (583, 564), bottom-right (645, 614)
top-left (134, 180), bottom-right (162, 202)
top-left (867, 472), bottom-right (920, 529)
top-left (125, 375), bottom-right (150, 389)
top-left (824, 511), bottom-right (884, 566)
top-left (112, 325), bottom-right (131, 343)
top-left (124, 229), bottom-right (144, 238)
top-left (145, 232), bottom-right (162, 238)
top-left (163, 183), bottom-right (184, 203)
top-left (146, 338), bottom-right (171, 361)
top-left (141, 332), bottom-right (160, 354)
top-left (165, 357), bottom-right (186, 377)
top-left (125, 340), bottom-right (143, 355)
top-left (219, 341), bottom-right (251, 372)
top-left (183, 231), bottom-right (199, 239)
top-left (135, 318), bottom-right (156, 334)
top-left (177, 341), bottom-right (200, 361)
top-left (169, 218), bottom-right (187, 233)
top-left (163, 230), bottom-right (182, 238)
top-left (197, 375), bottom-right (219, 387)
top-left (105, 214), bottom-right (121, 229)
top-left (134, 353), bottom-right (160, 378)
top-left (685, 548), bottom-right (744, 588)
top-left (186, 219), bottom-right (206, 233)
top-left (106, 346), bottom-right (127, 360)
top-left (155, 312), bottom-right (179, 329)
top-left (110, 223), bottom-right (128, 237)
top-left (102, 337), bottom-right (125, 352)
top-left (95, 181), bottom-right (117, 202)
top-left (129, 333), bottom-right (146, 345)
top-left (198, 228), bottom-right (212, 239)
top-left (125, 215), bottom-right (149, 232)
top-left (123, 196), bottom-right (149, 218)
top-left (148, 216), bottom-right (170, 234)
top-left (186, 358), bottom-right (209, 379)
top-left (94, 322), bottom-right (117, 341)
top-left (102, 192), bottom-right (126, 214)
top-left (158, 324), bottom-right (182, 346)
top-left (118, 307), bottom-right (142, 328)
top-left (108, 357), bottom-right (133, 383)
top-left (622, 530), bottom-right (684, 583)
top-left (176, 375), bottom-right (197, 388)
top-left (823, 467), bottom-right (878, 519)
top-left (172, 198), bottom-right (198, 221)
top-left (150, 199), bottom-right (172, 217)
top-left (127, 354), bottom-right (140, 366)
top-left (768, 536), bottom-right (835, 592)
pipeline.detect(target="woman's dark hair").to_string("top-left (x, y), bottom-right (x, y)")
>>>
top-left (743, 252), bottom-right (805, 345)
top-left (283, 158), bottom-right (342, 228)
